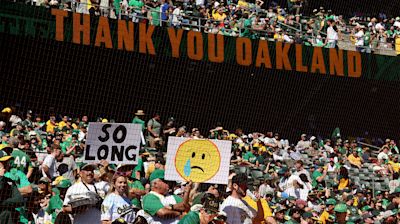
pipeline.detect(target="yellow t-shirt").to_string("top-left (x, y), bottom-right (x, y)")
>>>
top-left (389, 161), bottom-right (400, 173)
top-left (46, 120), bottom-right (57, 133)
top-left (242, 196), bottom-right (272, 219)
top-left (338, 178), bottom-right (349, 190)
top-left (319, 210), bottom-right (330, 224)
top-left (58, 121), bottom-right (67, 130)
top-left (395, 37), bottom-right (400, 55)
top-left (347, 154), bottom-right (362, 167)
top-left (212, 11), bottom-right (227, 21)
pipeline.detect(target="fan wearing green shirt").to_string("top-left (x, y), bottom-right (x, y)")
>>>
top-left (142, 173), bottom-right (192, 223)
top-left (178, 193), bottom-right (220, 224)
top-left (132, 110), bottom-right (146, 132)
top-left (9, 139), bottom-right (33, 179)
top-left (0, 150), bottom-right (25, 224)
top-left (47, 179), bottom-right (72, 223)
top-left (312, 164), bottom-right (327, 189)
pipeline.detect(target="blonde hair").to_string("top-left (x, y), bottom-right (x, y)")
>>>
top-left (107, 174), bottom-right (129, 197)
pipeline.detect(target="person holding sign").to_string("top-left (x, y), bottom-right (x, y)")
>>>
top-left (140, 173), bottom-right (192, 224)
top-left (101, 173), bottom-right (138, 223)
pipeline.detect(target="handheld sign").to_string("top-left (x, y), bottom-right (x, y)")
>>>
top-left (84, 123), bottom-right (141, 165)
top-left (165, 137), bottom-right (231, 185)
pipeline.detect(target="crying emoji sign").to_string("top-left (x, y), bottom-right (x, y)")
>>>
top-left (174, 139), bottom-right (221, 182)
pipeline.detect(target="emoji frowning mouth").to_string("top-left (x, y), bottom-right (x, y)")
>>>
top-left (191, 166), bottom-right (205, 172)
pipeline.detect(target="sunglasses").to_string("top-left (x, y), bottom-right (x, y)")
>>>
top-left (115, 171), bottom-right (132, 177)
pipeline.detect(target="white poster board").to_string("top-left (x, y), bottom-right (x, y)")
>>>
top-left (165, 137), bottom-right (231, 184)
top-left (84, 123), bottom-right (141, 165)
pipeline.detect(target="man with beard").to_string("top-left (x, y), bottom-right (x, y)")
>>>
top-left (220, 173), bottom-right (256, 224)
top-left (274, 206), bottom-right (286, 224)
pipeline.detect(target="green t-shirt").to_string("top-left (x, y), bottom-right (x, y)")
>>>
top-left (243, 151), bottom-right (256, 163)
top-left (143, 192), bottom-right (183, 216)
top-left (132, 117), bottom-right (146, 131)
top-left (128, 180), bottom-right (145, 208)
top-left (128, 0), bottom-right (144, 9)
top-left (10, 149), bottom-right (32, 174)
top-left (47, 194), bottom-right (63, 223)
top-left (151, 6), bottom-right (161, 26)
top-left (312, 170), bottom-right (323, 188)
top-left (0, 176), bottom-right (24, 224)
top-left (178, 211), bottom-right (200, 224)
top-left (5, 169), bottom-right (30, 224)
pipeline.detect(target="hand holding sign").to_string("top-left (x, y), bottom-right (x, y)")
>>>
top-left (84, 123), bottom-right (141, 165)
top-left (165, 137), bottom-right (231, 185)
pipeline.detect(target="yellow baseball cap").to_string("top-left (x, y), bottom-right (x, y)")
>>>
top-left (0, 150), bottom-right (12, 162)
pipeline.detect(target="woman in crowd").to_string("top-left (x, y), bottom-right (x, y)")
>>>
top-left (337, 166), bottom-right (350, 191)
top-left (101, 174), bottom-right (137, 224)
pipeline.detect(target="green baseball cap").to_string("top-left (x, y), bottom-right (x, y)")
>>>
top-left (149, 169), bottom-right (165, 182)
top-left (278, 167), bottom-right (289, 174)
top-left (361, 205), bottom-right (373, 212)
top-left (375, 191), bottom-right (382, 196)
top-left (57, 179), bottom-right (72, 188)
top-left (334, 203), bottom-right (347, 213)
top-left (326, 198), bottom-right (337, 205)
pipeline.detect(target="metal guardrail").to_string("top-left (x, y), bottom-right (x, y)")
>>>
top-left (20, 0), bottom-right (398, 55)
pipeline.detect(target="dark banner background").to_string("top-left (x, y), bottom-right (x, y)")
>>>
top-left (1, 2), bottom-right (400, 141)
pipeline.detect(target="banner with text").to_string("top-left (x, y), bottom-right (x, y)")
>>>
top-left (84, 123), bottom-right (141, 165)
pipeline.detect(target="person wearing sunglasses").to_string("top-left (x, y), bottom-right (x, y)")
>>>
top-left (101, 173), bottom-right (138, 224)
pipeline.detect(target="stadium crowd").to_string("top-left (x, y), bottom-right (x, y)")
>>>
top-left (22, 0), bottom-right (400, 54)
top-left (1, 107), bottom-right (400, 224)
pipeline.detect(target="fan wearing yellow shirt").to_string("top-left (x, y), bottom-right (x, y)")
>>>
top-left (58, 116), bottom-right (68, 130)
top-left (46, 115), bottom-right (58, 134)
top-left (347, 150), bottom-right (362, 169)
top-left (388, 156), bottom-right (400, 173)
top-left (319, 198), bottom-right (336, 224)
top-left (212, 7), bottom-right (227, 21)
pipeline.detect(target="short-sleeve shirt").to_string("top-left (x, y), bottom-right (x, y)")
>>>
top-left (243, 151), bottom-right (256, 163)
top-left (311, 170), bottom-right (322, 188)
top-left (42, 154), bottom-right (58, 179)
top-left (63, 182), bottom-right (102, 224)
top-left (147, 119), bottom-right (162, 137)
top-left (11, 149), bottom-right (32, 173)
top-left (101, 193), bottom-right (136, 223)
top-left (142, 191), bottom-right (183, 223)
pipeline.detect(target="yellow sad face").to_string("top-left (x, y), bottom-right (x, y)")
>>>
top-left (175, 139), bottom-right (221, 183)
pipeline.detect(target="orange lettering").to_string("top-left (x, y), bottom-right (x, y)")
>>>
top-left (51, 9), bottom-right (68, 41)
top-left (208, 34), bottom-right (224, 63)
top-left (311, 47), bottom-right (326, 74)
top-left (295, 44), bottom-right (307, 72)
top-left (187, 31), bottom-right (203, 60)
top-left (236, 38), bottom-right (252, 66)
top-left (255, 40), bottom-right (272, 68)
top-left (275, 42), bottom-right (292, 70)
top-left (73, 13), bottom-right (90, 45)
top-left (139, 23), bottom-right (155, 55)
top-left (117, 20), bottom-right (134, 51)
top-left (347, 51), bottom-right (362, 78)
top-left (329, 48), bottom-right (344, 76)
top-left (95, 17), bottom-right (112, 48)
top-left (167, 28), bottom-right (183, 58)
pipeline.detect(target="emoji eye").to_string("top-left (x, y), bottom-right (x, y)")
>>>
top-left (202, 154), bottom-right (205, 159)
top-left (192, 152), bottom-right (196, 158)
